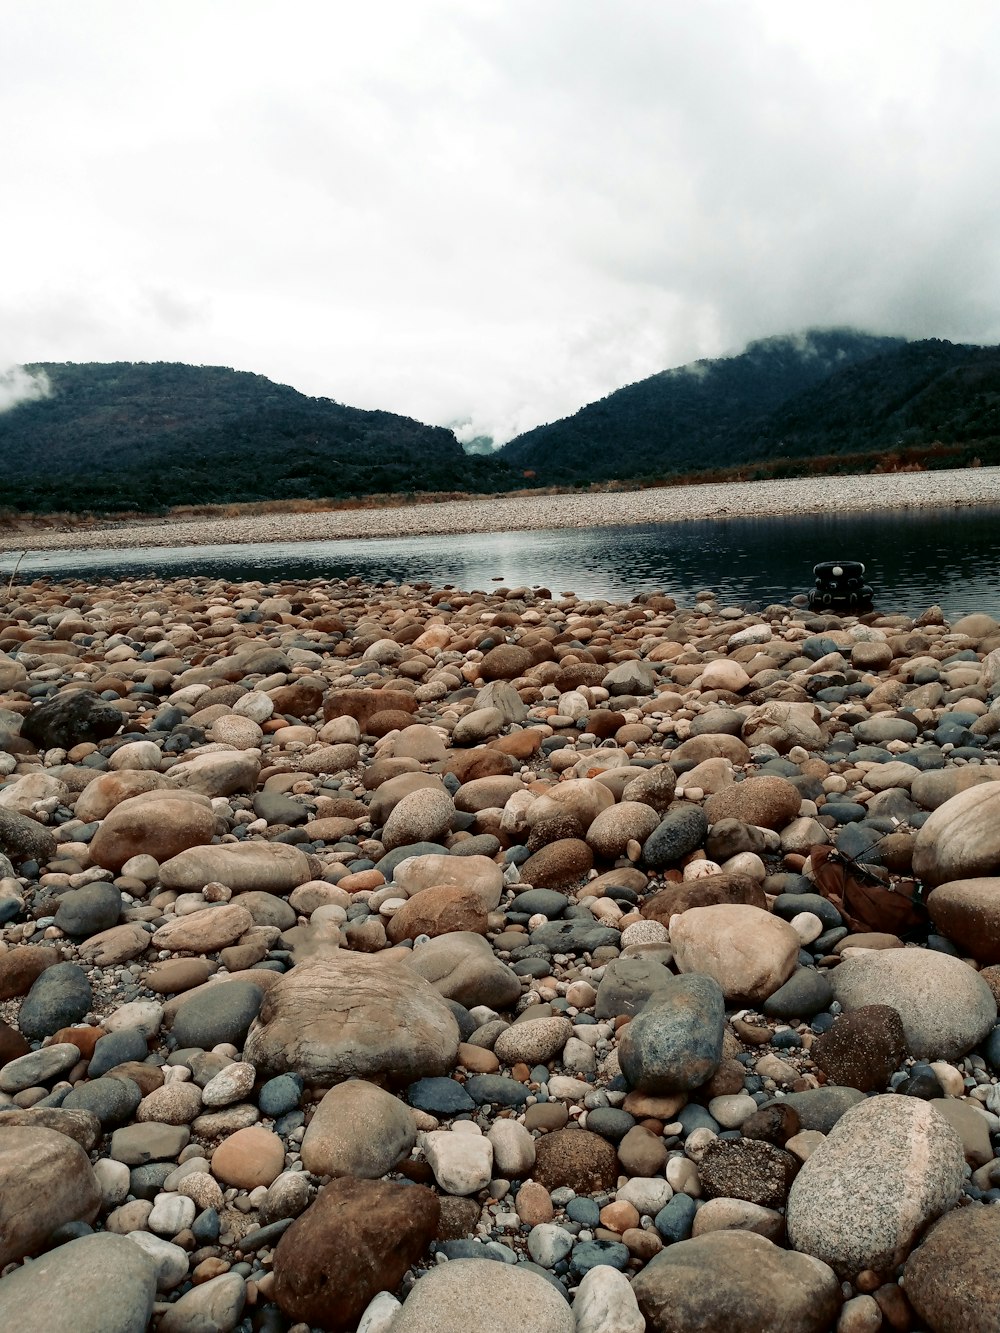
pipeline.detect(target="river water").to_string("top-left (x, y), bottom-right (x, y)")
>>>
top-left (3, 505), bottom-right (1000, 620)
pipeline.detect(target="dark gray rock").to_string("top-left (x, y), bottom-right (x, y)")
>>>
top-left (407, 1076), bottom-right (475, 1116)
top-left (258, 1073), bottom-right (303, 1118)
top-left (88, 1029), bottom-right (150, 1078)
top-left (641, 807), bottom-right (709, 870)
top-left (618, 973), bottom-right (725, 1094)
top-left (760, 1086), bottom-right (867, 1133)
top-left (18, 962), bottom-right (92, 1040)
top-left (771, 893), bottom-right (842, 931)
top-left (63, 1077), bottom-right (142, 1128)
top-left (510, 889), bottom-right (570, 919)
top-left (170, 980), bottom-right (264, 1050)
top-left (0, 807), bottom-right (57, 866)
top-left (595, 958), bottom-right (676, 1019)
top-left (763, 969), bottom-right (835, 1021)
top-left (464, 1075), bottom-right (530, 1106)
top-left (21, 691), bottom-right (123, 751)
top-left (53, 884), bottom-right (122, 939)
top-left (253, 792), bottom-right (310, 826)
top-left (529, 921), bottom-right (620, 954)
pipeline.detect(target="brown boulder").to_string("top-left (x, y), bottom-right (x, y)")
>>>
top-left (813, 1005), bottom-right (909, 1092)
top-left (927, 877), bottom-right (1000, 964)
top-left (268, 682), bottom-right (324, 717)
top-left (519, 838), bottom-right (594, 889)
top-left (532, 1128), bottom-right (620, 1193)
top-left (437, 748), bottom-right (516, 783)
top-left (641, 873), bottom-right (766, 923)
top-left (89, 792), bottom-right (216, 872)
top-left (697, 1138), bottom-right (800, 1209)
top-left (0, 1127), bottom-right (102, 1265)
top-left (386, 885), bottom-right (487, 942)
top-left (479, 644), bottom-right (534, 681)
top-left (904, 1203), bottom-right (1000, 1332)
top-left (0, 944), bottom-right (61, 1000)
top-left (322, 688), bottom-right (418, 731)
top-left (73, 770), bottom-right (168, 822)
top-left (273, 1177), bottom-right (439, 1332)
top-left (704, 777), bottom-right (802, 831)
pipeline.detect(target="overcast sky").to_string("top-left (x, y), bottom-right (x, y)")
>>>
top-left (3, 1), bottom-right (999, 443)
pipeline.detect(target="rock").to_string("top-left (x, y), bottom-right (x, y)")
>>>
top-left (618, 973), bottom-right (725, 1093)
top-left (704, 776), bottom-right (802, 830)
top-left (670, 904), bottom-right (799, 1002)
top-left (0, 804), bottom-right (57, 864)
top-left (0, 1106), bottom-right (102, 1150)
top-left (812, 1005), bottom-right (909, 1091)
top-left (170, 979), bottom-right (264, 1049)
top-left (532, 1128), bottom-right (620, 1192)
top-left (408, 931), bottom-right (521, 1009)
top-left (530, 919), bottom-right (621, 954)
top-left (632, 1231), bottom-right (841, 1332)
top-left (109, 1122), bottom-right (190, 1165)
top-left (487, 1119), bottom-right (535, 1178)
top-left (152, 903), bottom-right (254, 953)
top-left (20, 689), bottom-right (123, 750)
top-left (211, 1126), bottom-right (286, 1188)
top-left (904, 1203), bottom-right (1000, 1333)
top-left (52, 882), bottom-right (122, 938)
top-left (641, 807), bottom-right (709, 869)
top-left (927, 877), bottom-right (1000, 964)
top-left (0, 1232), bottom-right (157, 1333)
top-left (0, 943), bottom-right (61, 1000)
top-left (641, 872), bottom-right (766, 922)
top-left (272, 1177), bottom-right (439, 1332)
top-left (382, 787), bottom-right (456, 851)
top-left (587, 801), bottom-right (662, 859)
top-left (18, 961), bottom-right (92, 1039)
top-left (697, 1138), bottom-right (800, 1209)
top-left (386, 884), bottom-right (487, 942)
top-left (393, 853), bottom-right (504, 911)
top-left (422, 1128), bottom-right (493, 1194)
top-left (159, 841), bottom-right (311, 894)
top-left (0, 1041), bottom-right (81, 1093)
top-left (165, 750), bottom-right (261, 797)
top-left (0, 1126), bottom-right (102, 1265)
top-left (785, 1094), bottom-right (964, 1276)
top-left (494, 1017), bottom-right (572, 1065)
top-left (89, 793), bottom-right (216, 872)
top-left (519, 838), bottom-right (594, 888)
top-left (572, 1265), bottom-right (644, 1333)
top-left (300, 1079), bottom-right (417, 1177)
top-left (913, 784), bottom-right (1000, 886)
top-left (243, 952), bottom-right (460, 1086)
top-left (78, 921), bottom-right (152, 967)
top-left (762, 968), bottom-right (833, 1020)
top-left (157, 1273), bottom-right (246, 1333)
top-left (831, 948), bottom-right (997, 1060)
top-left (595, 957), bottom-right (677, 1018)
top-left (392, 1258), bottom-right (573, 1333)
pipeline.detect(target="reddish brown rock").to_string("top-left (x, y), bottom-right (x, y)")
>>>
top-left (704, 776), bottom-right (802, 831)
top-left (386, 885), bottom-right (487, 943)
top-left (273, 1177), bottom-right (439, 1332)
top-left (0, 945), bottom-right (61, 1001)
top-left (0, 1018), bottom-right (30, 1068)
top-left (532, 1128), bottom-right (620, 1193)
top-left (813, 1005), bottom-right (909, 1093)
top-left (642, 873), bottom-right (766, 923)
top-left (268, 682), bottom-right (324, 717)
top-left (519, 838), bottom-right (594, 889)
top-left (323, 689), bottom-right (418, 731)
top-left (437, 749), bottom-right (516, 782)
top-left (89, 793), bottom-right (216, 872)
top-left (479, 644), bottom-right (534, 681)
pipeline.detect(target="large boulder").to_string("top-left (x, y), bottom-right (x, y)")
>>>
top-left (786, 1095), bottom-right (964, 1277)
top-left (0, 1232), bottom-right (156, 1333)
top-left (904, 1203), bottom-right (1000, 1332)
top-left (670, 904), bottom-right (799, 1003)
top-left (392, 1259), bottom-right (574, 1333)
top-left (407, 931), bottom-right (521, 1009)
top-left (913, 784), bottom-right (1000, 886)
top-left (89, 792), bottom-right (216, 872)
top-left (618, 973), bottom-right (725, 1093)
top-left (927, 877), bottom-right (1000, 963)
top-left (272, 1177), bottom-right (439, 1332)
top-left (631, 1232), bottom-right (841, 1333)
top-left (158, 842), bottom-right (311, 894)
top-left (831, 948), bottom-right (997, 1060)
top-left (300, 1079), bottom-right (417, 1178)
top-left (0, 1126), bottom-right (102, 1265)
top-left (243, 953), bottom-right (460, 1086)
top-left (20, 689), bottom-right (123, 750)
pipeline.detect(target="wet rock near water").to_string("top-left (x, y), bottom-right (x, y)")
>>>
top-left (2, 571), bottom-right (1000, 1329)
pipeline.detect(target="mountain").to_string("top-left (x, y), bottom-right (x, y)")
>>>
top-left (498, 330), bottom-right (1000, 482)
top-left (0, 361), bottom-right (517, 512)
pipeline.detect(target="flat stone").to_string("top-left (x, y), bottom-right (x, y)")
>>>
top-left (0, 1232), bottom-right (156, 1333)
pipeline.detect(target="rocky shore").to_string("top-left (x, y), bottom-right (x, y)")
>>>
top-left (2, 465), bottom-right (1000, 554)
top-left (2, 570), bottom-right (1000, 1333)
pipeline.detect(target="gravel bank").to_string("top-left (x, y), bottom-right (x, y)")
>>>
top-left (3, 466), bottom-right (1000, 554)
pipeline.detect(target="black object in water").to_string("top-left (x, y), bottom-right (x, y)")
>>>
top-left (807, 559), bottom-right (874, 613)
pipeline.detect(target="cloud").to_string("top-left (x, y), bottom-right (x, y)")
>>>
top-left (0, 366), bottom-right (51, 414)
top-left (1, 1), bottom-right (998, 443)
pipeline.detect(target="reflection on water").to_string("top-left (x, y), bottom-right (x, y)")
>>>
top-left (3, 506), bottom-right (1000, 619)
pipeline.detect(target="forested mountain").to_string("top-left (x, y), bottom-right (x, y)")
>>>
top-left (498, 331), bottom-right (1000, 482)
top-left (0, 361), bottom-right (517, 512)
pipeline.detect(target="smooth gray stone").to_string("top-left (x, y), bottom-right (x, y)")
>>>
top-left (0, 1232), bottom-right (156, 1333)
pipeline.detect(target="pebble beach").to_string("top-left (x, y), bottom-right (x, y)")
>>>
top-left (3, 465), bottom-right (1000, 553)
top-left (2, 528), bottom-right (1000, 1330)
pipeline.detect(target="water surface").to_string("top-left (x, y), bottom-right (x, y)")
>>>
top-left (3, 505), bottom-right (999, 619)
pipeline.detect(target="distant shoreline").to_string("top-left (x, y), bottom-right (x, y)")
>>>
top-left (2, 466), bottom-right (1000, 555)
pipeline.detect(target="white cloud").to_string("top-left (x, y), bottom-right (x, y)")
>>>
top-left (1, 0), bottom-right (998, 442)
top-left (0, 366), bottom-right (51, 414)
